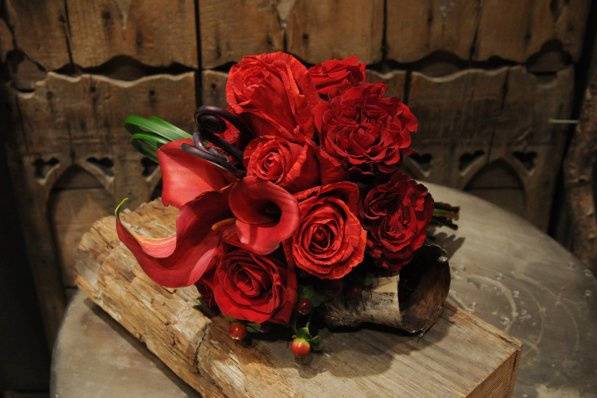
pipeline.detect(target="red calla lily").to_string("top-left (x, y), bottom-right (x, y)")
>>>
top-left (116, 139), bottom-right (300, 287)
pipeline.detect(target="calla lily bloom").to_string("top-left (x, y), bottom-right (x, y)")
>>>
top-left (116, 138), bottom-right (300, 288)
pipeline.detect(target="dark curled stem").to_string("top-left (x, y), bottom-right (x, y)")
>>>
top-left (195, 105), bottom-right (253, 161)
top-left (181, 105), bottom-right (255, 178)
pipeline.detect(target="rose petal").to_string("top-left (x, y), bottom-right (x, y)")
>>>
top-left (158, 138), bottom-right (235, 208)
top-left (116, 191), bottom-right (230, 287)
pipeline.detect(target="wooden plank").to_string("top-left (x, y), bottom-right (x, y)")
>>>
top-left (386, 0), bottom-right (480, 63)
top-left (286, 0), bottom-right (384, 64)
top-left (66, 0), bottom-right (197, 68)
top-left (475, 0), bottom-right (589, 63)
top-left (199, 0), bottom-right (284, 69)
top-left (76, 200), bottom-right (521, 397)
top-left (386, 0), bottom-right (589, 67)
top-left (4, 0), bottom-right (70, 70)
top-left (202, 70), bottom-right (228, 109)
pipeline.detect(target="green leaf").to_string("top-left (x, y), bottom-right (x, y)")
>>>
top-left (132, 141), bottom-right (158, 163)
top-left (124, 115), bottom-right (191, 142)
top-left (114, 197), bottom-right (129, 216)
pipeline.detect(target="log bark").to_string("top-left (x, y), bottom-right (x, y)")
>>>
top-left (324, 244), bottom-right (450, 333)
top-left (75, 199), bottom-right (521, 397)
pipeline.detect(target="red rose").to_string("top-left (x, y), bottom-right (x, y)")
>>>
top-left (309, 55), bottom-right (366, 99)
top-left (226, 52), bottom-right (320, 142)
top-left (283, 182), bottom-right (366, 279)
top-left (315, 83), bottom-right (418, 182)
top-left (362, 172), bottom-right (433, 272)
top-left (211, 249), bottom-right (297, 324)
top-left (243, 135), bottom-right (319, 192)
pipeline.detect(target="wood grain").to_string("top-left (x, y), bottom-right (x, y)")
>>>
top-left (4, 0), bottom-right (70, 70)
top-left (75, 199), bottom-right (521, 397)
top-left (199, 0), bottom-right (284, 69)
top-left (202, 70), bottom-right (228, 109)
top-left (386, 0), bottom-right (589, 66)
top-left (286, 0), bottom-right (384, 64)
top-left (386, 0), bottom-right (480, 63)
top-left (66, 0), bottom-right (197, 68)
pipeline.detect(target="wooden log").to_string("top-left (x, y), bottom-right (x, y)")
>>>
top-left (66, 0), bottom-right (198, 68)
top-left (199, 0), bottom-right (284, 69)
top-left (75, 199), bottom-right (521, 397)
top-left (286, 0), bottom-right (384, 64)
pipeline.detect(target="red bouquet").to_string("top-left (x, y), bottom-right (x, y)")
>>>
top-left (118, 52), bottom-right (456, 357)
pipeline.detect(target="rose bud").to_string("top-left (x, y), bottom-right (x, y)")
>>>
top-left (290, 337), bottom-right (311, 358)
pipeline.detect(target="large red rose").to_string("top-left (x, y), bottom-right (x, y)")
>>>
top-left (226, 52), bottom-right (320, 142)
top-left (283, 182), bottom-right (366, 279)
top-left (315, 83), bottom-right (418, 182)
top-left (309, 55), bottom-right (366, 99)
top-left (210, 249), bottom-right (297, 324)
top-left (243, 135), bottom-right (319, 192)
top-left (362, 171), bottom-right (433, 272)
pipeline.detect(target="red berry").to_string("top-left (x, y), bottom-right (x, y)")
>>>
top-left (228, 322), bottom-right (247, 341)
top-left (290, 337), bottom-right (311, 357)
top-left (296, 298), bottom-right (312, 315)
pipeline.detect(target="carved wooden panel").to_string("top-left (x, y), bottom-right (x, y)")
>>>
top-left (49, 167), bottom-right (114, 287)
top-left (406, 66), bottom-right (574, 229)
top-left (14, 72), bottom-right (196, 154)
top-left (67, 0), bottom-right (198, 68)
